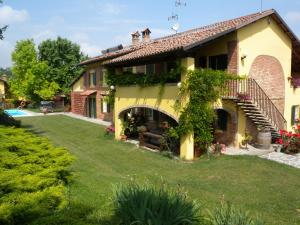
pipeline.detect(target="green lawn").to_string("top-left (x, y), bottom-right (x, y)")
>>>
top-left (20, 115), bottom-right (300, 225)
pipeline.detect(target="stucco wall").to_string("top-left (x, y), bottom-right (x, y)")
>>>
top-left (0, 80), bottom-right (5, 95)
top-left (238, 16), bottom-right (300, 130)
top-left (73, 77), bottom-right (84, 91)
top-left (114, 85), bottom-right (180, 121)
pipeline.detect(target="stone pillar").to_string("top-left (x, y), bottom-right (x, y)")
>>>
top-left (180, 133), bottom-right (194, 160)
top-left (179, 57), bottom-right (195, 160)
top-left (114, 113), bottom-right (123, 140)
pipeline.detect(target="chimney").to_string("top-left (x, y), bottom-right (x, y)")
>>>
top-left (131, 31), bottom-right (140, 46)
top-left (141, 28), bottom-right (151, 42)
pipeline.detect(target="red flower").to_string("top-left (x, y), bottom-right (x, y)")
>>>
top-left (276, 138), bottom-right (283, 144)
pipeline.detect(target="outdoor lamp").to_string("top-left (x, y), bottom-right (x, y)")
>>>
top-left (110, 85), bottom-right (115, 90)
top-left (177, 82), bottom-right (182, 88)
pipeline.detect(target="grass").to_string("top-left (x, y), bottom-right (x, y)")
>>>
top-left (20, 115), bottom-right (300, 225)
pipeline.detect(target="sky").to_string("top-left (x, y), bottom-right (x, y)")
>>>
top-left (0, 0), bottom-right (300, 68)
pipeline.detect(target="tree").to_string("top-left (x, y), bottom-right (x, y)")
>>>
top-left (10, 39), bottom-right (59, 101)
top-left (0, 0), bottom-right (8, 40)
top-left (38, 37), bottom-right (85, 93)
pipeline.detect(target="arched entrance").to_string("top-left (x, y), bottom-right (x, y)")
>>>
top-left (118, 106), bottom-right (179, 154)
top-left (213, 109), bottom-right (237, 146)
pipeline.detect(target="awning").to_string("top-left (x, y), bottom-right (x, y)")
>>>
top-left (80, 90), bottom-right (97, 96)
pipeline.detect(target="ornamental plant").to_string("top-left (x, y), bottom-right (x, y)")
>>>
top-left (277, 121), bottom-right (300, 154)
top-left (113, 182), bottom-right (203, 225)
top-left (0, 126), bottom-right (73, 225)
top-left (176, 69), bottom-right (237, 149)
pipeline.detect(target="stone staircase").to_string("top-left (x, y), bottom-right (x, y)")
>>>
top-left (222, 78), bottom-right (286, 139)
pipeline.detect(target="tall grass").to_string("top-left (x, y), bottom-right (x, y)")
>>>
top-left (208, 201), bottom-right (265, 225)
top-left (114, 182), bottom-right (204, 225)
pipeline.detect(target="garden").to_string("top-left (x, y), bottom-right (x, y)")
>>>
top-left (0, 115), bottom-right (297, 225)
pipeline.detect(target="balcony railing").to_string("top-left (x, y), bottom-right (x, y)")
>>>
top-left (221, 78), bottom-right (287, 131)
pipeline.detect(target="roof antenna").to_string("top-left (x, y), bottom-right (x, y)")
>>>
top-left (260, 0), bottom-right (263, 13)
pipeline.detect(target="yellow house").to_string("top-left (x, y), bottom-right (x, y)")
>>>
top-left (79, 9), bottom-right (300, 160)
top-left (0, 76), bottom-right (7, 103)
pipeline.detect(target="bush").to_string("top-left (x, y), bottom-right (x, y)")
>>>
top-left (113, 182), bottom-right (203, 225)
top-left (208, 201), bottom-right (264, 225)
top-left (277, 120), bottom-right (300, 154)
top-left (0, 109), bottom-right (21, 127)
top-left (0, 126), bottom-right (73, 225)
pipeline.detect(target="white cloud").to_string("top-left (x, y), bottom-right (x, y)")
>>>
top-left (0, 6), bottom-right (29, 25)
top-left (99, 3), bottom-right (124, 15)
top-left (0, 40), bottom-right (13, 67)
top-left (71, 33), bottom-right (101, 57)
top-left (151, 28), bottom-right (173, 38)
top-left (33, 30), bottom-right (56, 43)
top-left (286, 11), bottom-right (300, 23)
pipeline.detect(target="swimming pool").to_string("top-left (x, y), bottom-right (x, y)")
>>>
top-left (4, 109), bottom-right (29, 117)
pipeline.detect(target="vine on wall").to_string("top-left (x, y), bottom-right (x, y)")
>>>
top-left (175, 69), bottom-right (237, 148)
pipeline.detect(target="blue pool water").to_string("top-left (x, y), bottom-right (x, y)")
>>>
top-left (4, 109), bottom-right (29, 117)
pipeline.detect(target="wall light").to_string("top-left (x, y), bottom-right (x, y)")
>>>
top-left (177, 82), bottom-right (182, 88)
top-left (241, 54), bottom-right (247, 60)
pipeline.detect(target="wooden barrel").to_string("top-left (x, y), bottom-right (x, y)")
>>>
top-left (257, 131), bottom-right (272, 149)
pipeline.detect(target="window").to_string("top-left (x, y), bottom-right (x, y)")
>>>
top-left (136, 65), bottom-right (146, 74)
top-left (123, 67), bottom-right (133, 73)
top-left (101, 99), bottom-right (110, 113)
top-left (89, 71), bottom-right (96, 87)
top-left (208, 54), bottom-right (228, 70)
top-left (198, 56), bottom-right (207, 68)
top-left (166, 60), bottom-right (177, 72)
top-left (146, 64), bottom-right (155, 75)
top-left (102, 69), bottom-right (107, 87)
top-left (291, 105), bottom-right (299, 125)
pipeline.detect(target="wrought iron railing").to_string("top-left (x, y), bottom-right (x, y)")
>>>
top-left (221, 78), bottom-right (287, 131)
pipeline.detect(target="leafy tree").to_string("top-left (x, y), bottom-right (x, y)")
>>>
top-left (38, 37), bottom-right (85, 93)
top-left (10, 39), bottom-right (59, 101)
top-left (0, 0), bottom-right (8, 40)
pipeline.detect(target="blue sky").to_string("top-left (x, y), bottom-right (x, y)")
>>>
top-left (0, 0), bottom-right (300, 68)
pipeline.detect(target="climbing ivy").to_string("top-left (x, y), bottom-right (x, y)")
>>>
top-left (105, 65), bottom-right (182, 87)
top-left (104, 63), bottom-right (183, 105)
top-left (176, 69), bottom-right (237, 148)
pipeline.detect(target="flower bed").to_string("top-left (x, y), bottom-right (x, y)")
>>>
top-left (277, 120), bottom-right (300, 154)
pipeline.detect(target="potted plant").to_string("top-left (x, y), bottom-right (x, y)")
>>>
top-left (237, 92), bottom-right (251, 101)
top-left (137, 125), bottom-right (147, 146)
top-left (241, 131), bottom-right (253, 149)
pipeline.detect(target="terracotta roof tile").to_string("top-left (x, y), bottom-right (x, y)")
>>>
top-left (104, 9), bottom-right (276, 65)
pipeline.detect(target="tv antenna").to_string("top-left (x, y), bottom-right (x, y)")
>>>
top-left (168, 13), bottom-right (178, 21)
top-left (175, 0), bottom-right (187, 7)
top-left (168, 0), bottom-right (187, 34)
top-left (260, 0), bottom-right (263, 13)
top-left (172, 23), bottom-right (180, 33)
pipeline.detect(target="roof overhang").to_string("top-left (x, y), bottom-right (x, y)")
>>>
top-left (80, 90), bottom-right (97, 96)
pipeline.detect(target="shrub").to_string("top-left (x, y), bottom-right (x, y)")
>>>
top-left (114, 182), bottom-right (203, 225)
top-left (208, 201), bottom-right (264, 225)
top-left (0, 126), bottom-right (73, 225)
top-left (0, 109), bottom-right (21, 127)
top-left (277, 120), bottom-right (300, 154)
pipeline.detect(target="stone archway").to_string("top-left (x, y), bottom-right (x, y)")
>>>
top-left (249, 55), bottom-right (285, 114)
